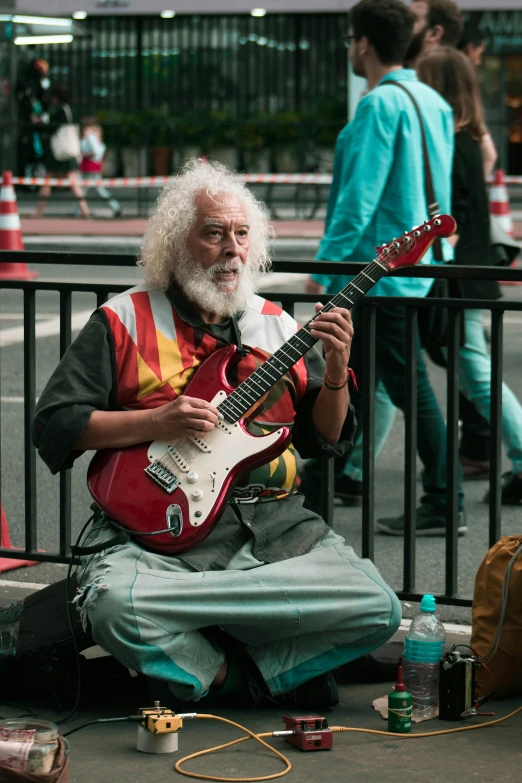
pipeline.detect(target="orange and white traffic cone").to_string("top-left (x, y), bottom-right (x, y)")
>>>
top-left (490, 169), bottom-right (521, 286)
top-left (490, 169), bottom-right (514, 236)
top-left (0, 170), bottom-right (38, 280)
top-left (0, 504), bottom-right (38, 573)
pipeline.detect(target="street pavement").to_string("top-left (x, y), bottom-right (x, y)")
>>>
top-left (1, 238), bottom-right (522, 626)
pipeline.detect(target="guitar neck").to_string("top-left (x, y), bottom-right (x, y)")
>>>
top-left (217, 257), bottom-right (389, 424)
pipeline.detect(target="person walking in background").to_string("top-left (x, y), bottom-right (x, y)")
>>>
top-left (457, 22), bottom-right (497, 181)
top-left (408, 0), bottom-right (497, 473)
top-left (79, 117), bottom-right (121, 218)
top-left (34, 84), bottom-right (90, 219)
top-left (301, 0), bottom-right (464, 535)
top-left (405, 0), bottom-right (463, 65)
top-left (417, 47), bottom-right (522, 507)
top-left (408, 1), bottom-right (497, 178)
top-left (457, 22), bottom-right (486, 67)
top-left (338, 0), bottom-right (495, 496)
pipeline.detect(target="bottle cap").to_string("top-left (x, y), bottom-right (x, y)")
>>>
top-left (420, 593), bottom-right (436, 612)
top-left (394, 657), bottom-right (407, 692)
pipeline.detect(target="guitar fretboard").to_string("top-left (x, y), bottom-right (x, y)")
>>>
top-left (217, 256), bottom-right (389, 423)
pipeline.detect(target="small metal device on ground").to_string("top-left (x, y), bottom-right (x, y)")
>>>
top-left (281, 715), bottom-right (333, 751)
top-left (439, 652), bottom-right (478, 721)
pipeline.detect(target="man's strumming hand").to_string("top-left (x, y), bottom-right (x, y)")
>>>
top-left (149, 396), bottom-right (220, 440)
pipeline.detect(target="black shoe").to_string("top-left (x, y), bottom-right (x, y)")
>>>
top-left (288, 672), bottom-right (340, 710)
top-left (335, 475), bottom-right (362, 507)
top-left (247, 670), bottom-right (339, 711)
top-left (376, 504), bottom-right (467, 537)
top-left (483, 472), bottom-right (522, 506)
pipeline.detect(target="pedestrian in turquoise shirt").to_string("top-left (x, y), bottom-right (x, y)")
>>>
top-left (301, 0), bottom-right (466, 536)
top-left (311, 67), bottom-right (454, 298)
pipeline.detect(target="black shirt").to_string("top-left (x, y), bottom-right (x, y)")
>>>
top-left (451, 130), bottom-right (500, 301)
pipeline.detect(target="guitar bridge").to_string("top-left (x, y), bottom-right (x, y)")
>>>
top-left (145, 460), bottom-right (179, 493)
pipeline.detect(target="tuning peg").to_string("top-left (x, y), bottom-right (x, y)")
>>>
top-left (424, 224), bottom-right (432, 232)
top-left (413, 230), bottom-right (421, 237)
top-left (393, 241), bottom-right (401, 248)
top-left (434, 218), bottom-right (441, 226)
top-left (381, 247), bottom-right (390, 256)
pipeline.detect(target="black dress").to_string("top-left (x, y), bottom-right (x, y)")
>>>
top-left (451, 129), bottom-right (500, 300)
top-left (451, 130), bottom-right (497, 460)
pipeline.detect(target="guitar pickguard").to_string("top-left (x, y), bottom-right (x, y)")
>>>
top-left (146, 390), bottom-right (285, 530)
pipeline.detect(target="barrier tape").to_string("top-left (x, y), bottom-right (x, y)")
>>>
top-left (10, 173), bottom-right (522, 188)
top-left (10, 173), bottom-right (334, 188)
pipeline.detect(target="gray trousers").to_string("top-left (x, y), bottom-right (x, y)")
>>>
top-left (77, 527), bottom-right (401, 702)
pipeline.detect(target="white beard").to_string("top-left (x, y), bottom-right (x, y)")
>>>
top-left (173, 253), bottom-right (260, 318)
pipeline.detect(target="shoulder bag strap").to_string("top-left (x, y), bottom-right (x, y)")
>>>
top-left (381, 81), bottom-right (443, 261)
top-left (62, 103), bottom-right (73, 125)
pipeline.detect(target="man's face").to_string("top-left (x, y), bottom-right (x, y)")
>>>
top-left (175, 191), bottom-right (260, 318)
top-left (406, 0), bottom-right (430, 64)
top-left (186, 192), bottom-right (250, 296)
top-left (411, 0), bottom-right (429, 37)
top-left (465, 42), bottom-right (486, 67)
top-left (348, 28), bottom-right (366, 78)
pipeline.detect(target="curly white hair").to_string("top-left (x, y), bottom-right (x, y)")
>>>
top-left (137, 158), bottom-right (272, 289)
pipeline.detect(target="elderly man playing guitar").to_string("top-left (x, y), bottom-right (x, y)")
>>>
top-left (33, 159), bottom-right (402, 709)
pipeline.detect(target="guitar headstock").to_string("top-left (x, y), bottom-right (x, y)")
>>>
top-left (376, 214), bottom-right (457, 270)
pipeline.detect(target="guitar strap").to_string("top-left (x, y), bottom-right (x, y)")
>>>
top-left (381, 80), bottom-right (443, 262)
top-left (232, 313), bottom-right (250, 357)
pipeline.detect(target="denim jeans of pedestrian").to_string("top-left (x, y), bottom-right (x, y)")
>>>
top-left (449, 309), bottom-right (522, 475)
top-left (301, 305), bottom-right (464, 512)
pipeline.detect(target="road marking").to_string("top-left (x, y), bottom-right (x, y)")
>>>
top-left (258, 273), bottom-right (308, 289)
top-left (0, 309), bottom-right (93, 347)
top-left (0, 397), bottom-right (26, 403)
top-left (0, 313), bottom-right (60, 321)
top-left (0, 578), bottom-right (50, 590)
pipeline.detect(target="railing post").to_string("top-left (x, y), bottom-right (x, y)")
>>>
top-left (320, 457), bottom-right (335, 527)
top-left (403, 306), bottom-right (418, 593)
top-left (489, 309), bottom-right (503, 546)
top-left (23, 288), bottom-right (37, 553)
top-left (59, 291), bottom-right (73, 555)
top-left (445, 307), bottom-right (461, 597)
top-left (362, 304), bottom-right (376, 561)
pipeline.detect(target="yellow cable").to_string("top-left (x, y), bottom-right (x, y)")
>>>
top-left (174, 706), bottom-right (522, 782)
top-left (174, 714), bottom-right (292, 782)
top-left (331, 703), bottom-right (522, 738)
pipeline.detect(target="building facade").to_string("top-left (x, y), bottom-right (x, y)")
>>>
top-left (3, 4), bottom-right (522, 174)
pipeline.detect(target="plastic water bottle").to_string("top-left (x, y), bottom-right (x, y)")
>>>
top-left (402, 594), bottom-right (446, 720)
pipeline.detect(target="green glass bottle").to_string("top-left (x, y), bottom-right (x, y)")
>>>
top-left (388, 657), bottom-right (412, 733)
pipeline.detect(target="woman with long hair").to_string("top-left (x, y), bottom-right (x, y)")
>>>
top-left (417, 46), bottom-right (522, 505)
top-left (34, 83), bottom-right (90, 218)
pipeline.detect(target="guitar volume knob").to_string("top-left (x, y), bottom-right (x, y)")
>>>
top-left (187, 472), bottom-right (199, 484)
top-left (191, 489), bottom-right (204, 501)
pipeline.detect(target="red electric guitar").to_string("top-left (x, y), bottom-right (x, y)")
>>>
top-left (88, 214), bottom-right (456, 554)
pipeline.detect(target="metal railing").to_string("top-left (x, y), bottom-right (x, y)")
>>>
top-left (1, 252), bottom-right (522, 608)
